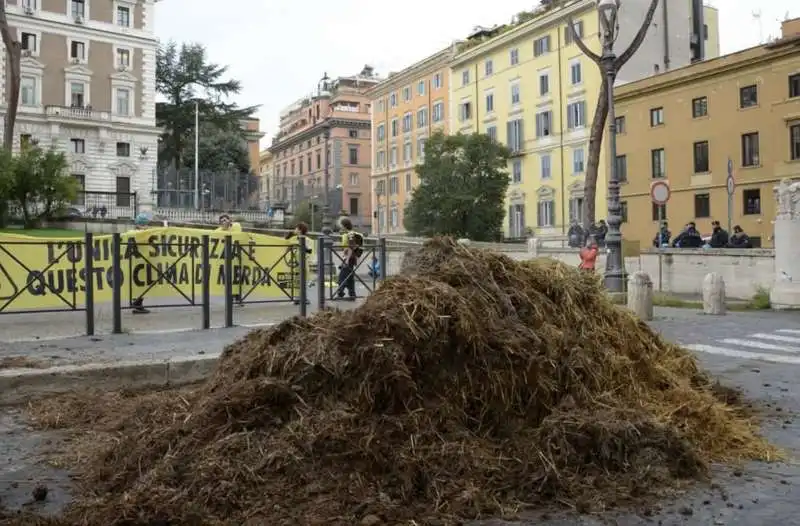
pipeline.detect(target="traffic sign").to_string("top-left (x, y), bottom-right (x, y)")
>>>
top-left (726, 157), bottom-right (735, 196)
top-left (650, 180), bottom-right (671, 205)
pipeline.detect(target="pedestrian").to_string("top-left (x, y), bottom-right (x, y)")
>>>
top-left (579, 237), bottom-right (599, 273)
top-left (129, 213), bottom-right (150, 314)
top-left (709, 220), bottom-right (729, 248)
top-left (334, 218), bottom-right (362, 301)
top-left (728, 225), bottom-right (753, 248)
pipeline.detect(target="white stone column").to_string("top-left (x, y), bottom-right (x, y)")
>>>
top-left (627, 271), bottom-right (653, 321)
top-left (702, 272), bottom-right (726, 315)
top-left (770, 179), bottom-right (800, 309)
top-left (527, 236), bottom-right (540, 257)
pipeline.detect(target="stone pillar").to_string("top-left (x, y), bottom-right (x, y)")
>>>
top-left (627, 271), bottom-right (653, 321)
top-left (527, 237), bottom-right (540, 257)
top-left (771, 179), bottom-right (800, 309)
top-left (702, 272), bottom-right (726, 315)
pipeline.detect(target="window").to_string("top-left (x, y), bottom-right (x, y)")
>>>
top-left (405, 172), bottom-right (412, 192)
top-left (20, 76), bottom-right (37, 106)
top-left (417, 138), bottom-right (426, 161)
top-left (484, 91), bottom-right (494, 112)
top-left (650, 107), bottom-right (664, 126)
top-left (484, 59), bottom-right (493, 76)
top-left (389, 176), bottom-right (399, 195)
top-left (432, 102), bottom-right (444, 122)
top-left (417, 80), bottom-right (425, 96)
top-left (417, 107), bottom-right (427, 128)
top-left (461, 70), bottom-right (470, 86)
top-left (72, 174), bottom-right (85, 205)
top-left (116, 48), bottom-right (131, 69)
top-left (69, 40), bottom-right (86, 61)
top-left (389, 146), bottom-right (397, 167)
top-left (116, 5), bottom-right (131, 27)
top-left (316, 152), bottom-right (321, 168)
top-left (651, 148), bottom-right (665, 178)
top-left (21, 32), bottom-right (37, 54)
top-left (298, 158), bottom-right (303, 175)
top-left (71, 0), bottom-right (85, 18)
top-left (509, 204), bottom-right (526, 238)
top-left (390, 93), bottom-right (397, 107)
top-left (693, 141), bottom-right (709, 173)
top-left (511, 159), bottom-right (522, 183)
top-left (348, 146), bottom-right (359, 165)
top-left (70, 82), bottom-right (85, 107)
top-left (510, 82), bottom-right (520, 105)
top-left (350, 197), bottom-right (359, 216)
top-left (566, 101), bottom-right (586, 129)
top-left (741, 132), bottom-right (759, 167)
top-left (694, 193), bottom-right (710, 218)
top-left (115, 88), bottom-right (130, 116)
top-left (791, 74), bottom-right (800, 98)
top-left (507, 119), bottom-right (524, 154)
top-left (692, 96), bottom-right (708, 118)
top-left (348, 129), bottom-right (358, 139)
top-left (570, 61), bottom-right (582, 85)
top-left (615, 155), bottom-right (627, 182)
top-left (533, 35), bottom-right (550, 56)
top-left (460, 101), bottom-right (472, 121)
top-left (791, 124), bottom-right (800, 161)
top-left (402, 112), bottom-right (412, 132)
top-left (403, 142), bottom-right (411, 164)
top-left (572, 148), bottom-right (585, 173)
top-left (486, 126), bottom-right (497, 142)
top-left (116, 142), bottom-right (130, 157)
top-left (391, 119), bottom-right (398, 137)
top-left (433, 73), bottom-right (442, 89)
top-left (116, 177), bottom-right (131, 207)
top-left (402, 86), bottom-right (411, 101)
top-left (652, 203), bottom-right (666, 221)
top-left (539, 73), bottom-right (549, 96)
top-left (564, 20), bottom-right (584, 44)
top-left (376, 150), bottom-right (385, 168)
top-left (569, 198), bottom-right (584, 223)
top-left (740, 85), bottom-right (758, 108)
top-left (535, 110), bottom-right (552, 138)
top-left (537, 199), bottom-right (555, 227)
top-left (540, 153), bottom-right (551, 179)
top-left (620, 201), bottom-right (628, 223)
top-left (510, 48), bottom-right (519, 65)
top-left (743, 189), bottom-right (761, 215)
top-left (349, 173), bottom-right (359, 186)
top-left (614, 116), bottom-right (625, 134)
top-left (70, 138), bottom-right (85, 154)
top-left (377, 123), bottom-right (385, 141)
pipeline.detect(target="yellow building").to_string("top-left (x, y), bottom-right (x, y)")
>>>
top-left (367, 46), bottom-right (457, 235)
top-left (259, 150), bottom-right (274, 208)
top-left (616, 17), bottom-right (800, 249)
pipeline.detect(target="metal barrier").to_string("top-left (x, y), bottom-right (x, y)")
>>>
top-left (316, 236), bottom-right (387, 310)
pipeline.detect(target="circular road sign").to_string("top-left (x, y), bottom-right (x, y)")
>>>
top-left (726, 174), bottom-right (735, 196)
top-left (650, 180), bottom-right (671, 205)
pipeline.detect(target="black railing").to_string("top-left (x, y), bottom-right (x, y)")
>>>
top-left (70, 191), bottom-right (138, 219)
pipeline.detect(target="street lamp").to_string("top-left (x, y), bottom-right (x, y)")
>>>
top-left (375, 188), bottom-right (383, 237)
top-left (598, 0), bottom-right (626, 293)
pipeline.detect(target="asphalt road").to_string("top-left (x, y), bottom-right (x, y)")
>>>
top-left (2, 307), bottom-right (800, 524)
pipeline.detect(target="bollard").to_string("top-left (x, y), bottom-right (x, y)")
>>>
top-left (702, 272), bottom-right (726, 315)
top-left (527, 237), bottom-right (540, 257)
top-left (626, 271), bottom-right (653, 321)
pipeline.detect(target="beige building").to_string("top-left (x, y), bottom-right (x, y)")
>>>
top-left (616, 17), bottom-right (800, 249)
top-left (1, 0), bottom-right (160, 207)
top-left (269, 66), bottom-right (380, 229)
top-left (258, 149), bottom-right (273, 208)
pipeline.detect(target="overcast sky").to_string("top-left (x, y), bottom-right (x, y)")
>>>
top-left (154, 0), bottom-right (795, 147)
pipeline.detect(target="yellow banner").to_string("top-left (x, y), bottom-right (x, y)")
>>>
top-left (0, 227), bottom-right (313, 311)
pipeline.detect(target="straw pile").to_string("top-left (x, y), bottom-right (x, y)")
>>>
top-left (6, 237), bottom-right (775, 525)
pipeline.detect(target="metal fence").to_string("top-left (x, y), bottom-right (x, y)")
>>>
top-left (153, 207), bottom-right (273, 224)
top-left (5, 191), bottom-right (139, 223)
top-left (154, 167), bottom-right (261, 211)
top-left (0, 232), bottom-right (388, 335)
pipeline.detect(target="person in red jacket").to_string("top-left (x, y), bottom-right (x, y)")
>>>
top-left (579, 237), bottom-right (599, 272)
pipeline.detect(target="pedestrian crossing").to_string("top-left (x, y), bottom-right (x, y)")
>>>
top-left (686, 329), bottom-right (800, 364)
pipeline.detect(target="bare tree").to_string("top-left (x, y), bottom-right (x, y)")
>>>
top-left (0, 3), bottom-right (21, 152)
top-left (569, 0), bottom-right (660, 230)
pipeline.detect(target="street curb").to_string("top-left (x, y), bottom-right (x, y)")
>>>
top-left (0, 353), bottom-right (221, 405)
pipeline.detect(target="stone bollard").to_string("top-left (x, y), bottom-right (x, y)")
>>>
top-left (527, 237), bottom-right (540, 257)
top-left (702, 272), bottom-right (726, 315)
top-left (627, 271), bottom-right (654, 321)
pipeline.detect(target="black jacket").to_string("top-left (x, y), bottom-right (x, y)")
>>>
top-left (728, 233), bottom-right (752, 248)
top-left (672, 228), bottom-right (703, 248)
top-left (709, 227), bottom-right (729, 248)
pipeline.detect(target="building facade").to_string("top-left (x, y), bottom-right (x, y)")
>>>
top-left (367, 46), bottom-right (456, 235)
top-left (448, 0), bottom-right (720, 238)
top-left (269, 66), bottom-right (379, 229)
top-left (1, 0), bottom-right (160, 209)
top-left (258, 149), bottom-right (273, 209)
top-left (616, 17), bottom-right (800, 249)
top-left (241, 117), bottom-right (264, 178)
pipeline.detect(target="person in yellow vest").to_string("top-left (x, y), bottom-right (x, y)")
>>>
top-left (335, 218), bottom-right (362, 301)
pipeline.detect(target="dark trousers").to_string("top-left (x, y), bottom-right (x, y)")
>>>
top-left (337, 263), bottom-right (356, 298)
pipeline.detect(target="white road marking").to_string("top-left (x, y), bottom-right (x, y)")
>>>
top-left (720, 338), bottom-right (800, 354)
top-left (751, 333), bottom-right (800, 344)
top-left (686, 344), bottom-right (800, 364)
top-left (776, 329), bottom-right (800, 335)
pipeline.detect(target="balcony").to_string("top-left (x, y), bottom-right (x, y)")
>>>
top-left (45, 105), bottom-right (111, 123)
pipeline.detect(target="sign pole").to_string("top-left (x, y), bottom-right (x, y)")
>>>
top-left (650, 180), bottom-right (671, 293)
top-left (726, 157), bottom-right (735, 234)
top-left (657, 205), bottom-right (664, 292)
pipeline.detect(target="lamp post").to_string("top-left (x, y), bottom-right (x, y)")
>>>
top-left (375, 189), bottom-right (383, 238)
top-left (194, 99), bottom-right (200, 211)
top-left (318, 72), bottom-right (333, 234)
top-left (598, 0), bottom-right (625, 293)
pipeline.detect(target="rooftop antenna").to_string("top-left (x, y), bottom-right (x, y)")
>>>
top-left (752, 9), bottom-right (763, 44)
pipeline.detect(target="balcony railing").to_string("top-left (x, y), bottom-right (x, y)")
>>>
top-left (45, 105), bottom-right (111, 122)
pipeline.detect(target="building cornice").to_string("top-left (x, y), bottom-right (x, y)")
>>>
top-left (450, 0), bottom-right (592, 67)
top-left (268, 118), bottom-right (370, 153)
top-left (615, 38), bottom-right (800, 101)
top-left (366, 46), bottom-right (458, 99)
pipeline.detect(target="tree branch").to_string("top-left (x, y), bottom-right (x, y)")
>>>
top-left (614, 0), bottom-right (660, 69)
top-left (568, 17), bottom-right (601, 65)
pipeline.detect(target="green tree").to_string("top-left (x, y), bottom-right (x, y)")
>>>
top-left (290, 200), bottom-right (323, 231)
top-left (404, 131), bottom-right (510, 241)
top-left (182, 122), bottom-right (250, 174)
top-left (156, 41), bottom-right (258, 170)
top-left (1, 147), bottom-right (77, 228)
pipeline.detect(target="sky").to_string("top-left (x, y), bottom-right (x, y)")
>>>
top-left (153, 0), bottom-right (796, 148)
